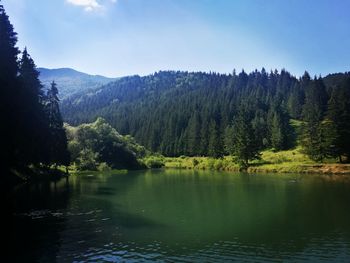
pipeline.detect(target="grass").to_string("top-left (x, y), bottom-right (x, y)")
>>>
top-left (163, 147), bottom-right (350, 174)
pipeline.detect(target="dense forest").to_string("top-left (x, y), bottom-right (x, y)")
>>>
top-left (1, 3), bottom-right (69, 184)
top-left (2, 0), bottom-right (350, 180)
top-left (62, 70), bottom-right (350, 164)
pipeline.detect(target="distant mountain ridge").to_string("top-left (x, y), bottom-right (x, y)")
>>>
top-left (38, 67), bottom-right (117, 99)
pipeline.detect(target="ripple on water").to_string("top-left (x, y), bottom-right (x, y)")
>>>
top-left (67, 237), bottom-right (350, 263)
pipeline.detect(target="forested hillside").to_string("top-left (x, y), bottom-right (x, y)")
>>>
top-left (38, 67), bottom-right (116, 99)
top-left (61, 70), bottom-right (350, 161)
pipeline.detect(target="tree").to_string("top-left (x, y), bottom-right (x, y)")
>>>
top-left (68, 118), bottom-right (142, 170)
top-left (269, 105), bottom-right (292, 151)
top-left (326, 81), bottom-right (350, 162)
top-left (208, 120), bottom-right (224, 158)
top-left (199, 119), bottom-right (209, 156)
top-left (17, 48), bottom-right (48, 165)
top-left (186, 111), bottom-right (201, 156)
top-left (287, 82), bottom-right (304, 119)
top-left (224, 125), bottom-right (234, 154)
top-left (231, 105), bottom-right (261, 169)
top-left (301, 78), bottom-right (329, 161)
top-left (46, 81), bottom-right (70, 166)
top-left (0, 3), bottom-right (20, 176)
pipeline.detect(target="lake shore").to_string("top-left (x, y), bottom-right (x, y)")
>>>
top-left (162, 148), bottom-right (350, 175)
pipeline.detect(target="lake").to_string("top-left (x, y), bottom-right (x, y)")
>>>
top-left (11, 169), bottom-right (350, 262)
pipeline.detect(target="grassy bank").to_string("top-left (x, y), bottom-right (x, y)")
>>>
top-left (162, 147), bottom-right (350, 174)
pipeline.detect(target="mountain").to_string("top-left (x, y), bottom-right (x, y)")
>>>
top-left (61, 70), bottom-right (350, 157)
top-left (38, 67), bottom-right (116, 99)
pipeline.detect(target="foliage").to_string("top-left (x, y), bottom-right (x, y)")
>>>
top-left (142, 156), bottom-right (165, 168)
top-left (1, 4), bottom-right (70, 184)
top-left (66, 118), bottom-right (145, 170)
top-left (61, 68), bottom-right (350, 163)
top-left (325, 80), bottom-right (350, 162)
top-left (231, 104), bottom-right (261, 168)
top-left (163, 147), bottom-right (321, 174)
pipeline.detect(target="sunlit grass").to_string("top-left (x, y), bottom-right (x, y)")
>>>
top-left (163, 147), bottom-right (349, 174)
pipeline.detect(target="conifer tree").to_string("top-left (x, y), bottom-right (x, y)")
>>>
top-left (208, 120), bottom-right (224, 158)
top-left (46, 81), bottom-right (70, 166)
top-left (224, 125), bottom-right (234, 155)
top-left (231, 105), bottom-right (260, 168)
top-left (18, 48), bottom-right (48, 165)
top-left (287, 82), bottom-right (304, 119)
top-left (0, 3), bottom-right (20, 174)
top-left (199, 120), bottom-right (209, 156)
top-left (186, 111), bottom-right (201, 156)
top-left (326, 80), bottom-right (350, 162)
top-left (269, 105), bottom-right (292, 151)
top-left (301, 78), bottom-right (329, 161)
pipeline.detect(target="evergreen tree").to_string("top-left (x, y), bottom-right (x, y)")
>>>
top-left (199, 120), bottom-right (209, 156)
top-left (269, 105), bottom-right (292, 151)
top-left (224, 125), bottom-right (234, 155)
top-left (301, 78), bottom-right (329, 161)
top-left (326, 81), bottom-right (350, 162)
top-left (231, 105), bottom-right (261, 168)
top-left (287, 82), bottom-right (304, 119)
top-left (46, 81), bottom-right (70, 166)
top-left (186, 111), bottom-right (201, 156)
top-left (252, 109), bottom-right (269, 149)
top-left (270, 112), bottom-right (284, 150)
top-left (0, 3), bottom-right (20, 175)
top-left (18, 48), bottom-right (47, 165)
top-left (208, 120), bottom-right (224, 158)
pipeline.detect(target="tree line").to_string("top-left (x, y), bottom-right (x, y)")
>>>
top-left (62, 69), bottom-right (350, 165)
top-left (1, 3), bottom-right (69, 184)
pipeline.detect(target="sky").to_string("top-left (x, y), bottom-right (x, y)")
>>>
top-left (2, 0), bottom-right (350, 77)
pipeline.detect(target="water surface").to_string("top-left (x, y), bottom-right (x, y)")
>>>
top-left (12, 169), bottom-right (350, 262)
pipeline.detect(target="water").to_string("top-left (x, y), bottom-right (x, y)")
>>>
top-left (11, 169), bottom-right (350, 262)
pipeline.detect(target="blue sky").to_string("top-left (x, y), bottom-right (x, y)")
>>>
top-left (3, 0), bottom-right (350, 77)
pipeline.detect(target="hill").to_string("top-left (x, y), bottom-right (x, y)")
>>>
top-left (61, 70), bottom-right (350, 157)
top-left (38, 67), bottom-right (117, 99)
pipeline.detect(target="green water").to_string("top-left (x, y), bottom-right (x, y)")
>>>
top-left (12, 169), bottom-right (350, 262)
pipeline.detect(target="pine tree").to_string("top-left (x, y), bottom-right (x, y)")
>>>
top-left (0, 3), bottom-right (20, 174)
top-left (301, 78), bottom-right (329, 161)
top-left (199, 120), bottom-right (209, 156)
top-left (269, 105), bottom-right (292, 151)
top-left (224, 125), bottom-right (234, 155)
top-left (287, 82), bottom-right (304, 119)
top-left (270, 112), bottom-right (284, 150)
top-left (18, 48), bottom-right (48, 165)
top-left (208, 120), bottom-right (224, 158)
top-left (46, 81), bottom-right (70, 166)
top-left (186, 111), bottom-right (201, 156)
top-left (326, 81), bottom-right (350, 162)
top-left (232, 105), bottom-right (261, 169)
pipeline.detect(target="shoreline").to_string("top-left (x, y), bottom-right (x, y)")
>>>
top-left (163, 156), bottom-right (350, 175)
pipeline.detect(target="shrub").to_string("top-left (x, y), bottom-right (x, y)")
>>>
top-left (97, 162), bottom-right (111, 171)
top-left (144, 156), bottom-right (165, 168)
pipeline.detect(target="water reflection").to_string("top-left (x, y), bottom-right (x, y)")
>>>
top-left (11, 169), bottom-right (350, 262)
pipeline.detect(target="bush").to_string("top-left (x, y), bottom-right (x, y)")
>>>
top-left (214, 159), bottom-right (223, 170)
top-left (144, 156), bottom-right (165, 168)
top-left (97, 162), bottom-right (111, 171)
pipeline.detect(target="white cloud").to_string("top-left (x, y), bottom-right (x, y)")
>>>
top-left (66, 0), bottom-right (116, 12)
